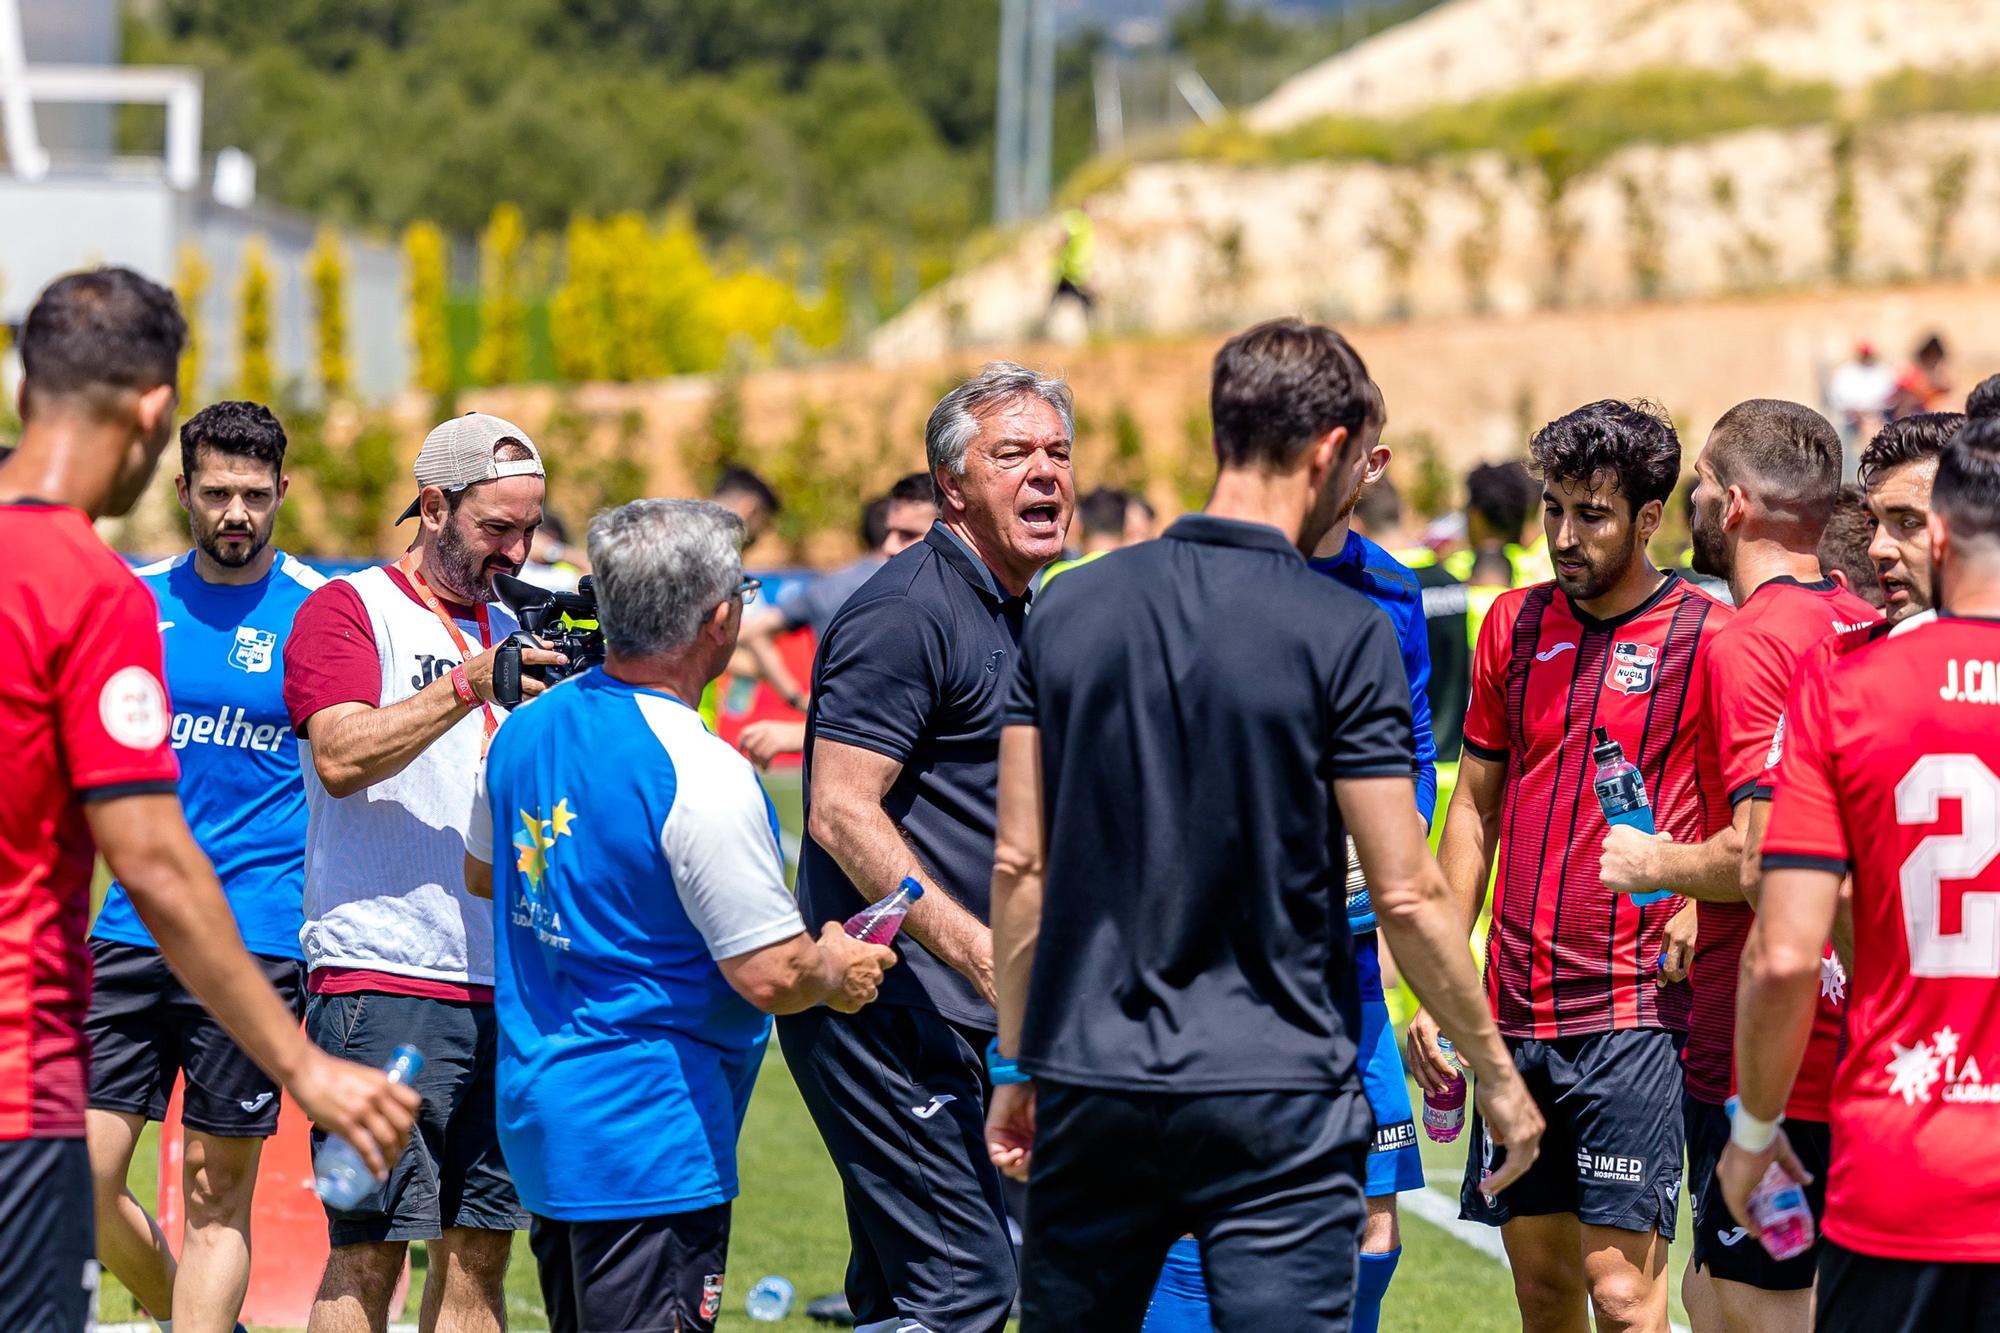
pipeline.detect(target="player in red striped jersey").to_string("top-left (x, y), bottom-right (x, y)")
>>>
top-left (0, 269), bottom-right (417, 1332)
top-left (1599, 400), bottom-right (1876, 1333)
top-left (1409, 400), bottom-right (1726, 1333)
top-left (1729, 418), bottom-right (2000, 1331)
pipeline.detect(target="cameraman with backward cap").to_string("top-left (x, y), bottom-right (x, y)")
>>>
top-left (281, 412), bottom-right (565, 1333)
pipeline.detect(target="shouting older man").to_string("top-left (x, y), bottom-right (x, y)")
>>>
top-left (282, 413), bottom-right (565, 1333)
top-left (779, 363), bottom-right (1076, 1333)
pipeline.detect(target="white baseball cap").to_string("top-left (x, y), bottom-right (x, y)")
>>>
top-left (396, 412), bottom-right (545, 522)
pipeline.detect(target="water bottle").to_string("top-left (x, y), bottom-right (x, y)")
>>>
top-left (1725, 1098), bottom-right (1816, 1258)
top-left (1592, 727), bottom-right (1674, 907)
top-left (314, 1045), bottom-right (424, 1209)
top-left (844, 876), bottom-right (926, 944)
top-left (1423, 1034), bottom-right (1468, 1143)
top-left (745, 1275), bottom-right (795, 1322)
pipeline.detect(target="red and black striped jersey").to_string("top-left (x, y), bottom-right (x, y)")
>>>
top-left (1463, 573), bottom-right (1732, 1039)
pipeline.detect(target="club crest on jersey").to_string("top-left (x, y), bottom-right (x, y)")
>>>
top-left (1607, 640), bottom-right (1659, 695)
top-left (230, 626), bottom-right (279, 674)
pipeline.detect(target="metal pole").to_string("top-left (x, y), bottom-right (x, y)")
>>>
top-left (0, 0), bottom-right (50, 181)
top-left (1093, 51), bottom-right (1123, 155)
top-left (1023, 0), bottom-right (1055, 217)
top-left (993, 0), bottom-right (1025, 223)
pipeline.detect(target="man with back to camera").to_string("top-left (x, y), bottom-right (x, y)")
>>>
top-left (86, 401), bottom-right (334, 1333)
top-left (1595, 401), bottom-right (1877, 1333)
top-left (282, 413), bottom-right (565, 1333)
top-left (1139, 407), bottom-right (1441, 1333)
top-left (0, 267), bottom-right (415, 1333)
top-left (779, 363), bottom-right (1076, 1333)
top-left (464, 499), bottom-right (895, 1333)
top-left (982, 318), bottom-right (1544, 1331)
top-left (1407, 400), bottom-right (1733, 1333)
top-left (1726, 419), bottom-right (2000, 1332)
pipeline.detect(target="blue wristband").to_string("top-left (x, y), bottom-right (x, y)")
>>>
top-left (986, 1037), bottom-right (1032, 1086)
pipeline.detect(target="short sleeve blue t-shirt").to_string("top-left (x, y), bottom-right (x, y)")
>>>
top-left (472, 670), bottom-right (807, 1221)
top-left (93, 551), bottom-right (325, 960)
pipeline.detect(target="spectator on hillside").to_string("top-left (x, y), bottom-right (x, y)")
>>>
top-left (1889, 334), bottom-right (1951, 420)
top-left (1818, 483), bottom-right (1885, 609)
top-left (282, 413), bottom-right (565, 1333)
top-left (467, 499), bottom-right (893, 1333)
top-left (712, 465), bottom-right (782, 547)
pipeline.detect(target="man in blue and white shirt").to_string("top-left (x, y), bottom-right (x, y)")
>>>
top-left (468, 499), bottom-right (893, 1333)
top-left (85, 401), bottom-right (325, 1333)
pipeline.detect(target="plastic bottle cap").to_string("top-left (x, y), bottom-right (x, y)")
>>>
top-left (901, 877), bottom-right (925, 901)
top-left (1591, 726), bottom-right (1622, 766)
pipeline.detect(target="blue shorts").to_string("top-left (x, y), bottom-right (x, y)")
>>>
top-left (1357, 939), bottom-right (1423, 1197)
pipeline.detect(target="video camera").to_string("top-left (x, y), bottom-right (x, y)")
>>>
top-left (491, 571), bottom-right (606, 707)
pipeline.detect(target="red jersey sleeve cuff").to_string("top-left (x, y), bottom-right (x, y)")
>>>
top-left (1760, 852), bottom-right (1849, 875)
top-left (1727, 779), bottom-right (1760, 808)
top-left (1462, 738), bottom-right (1507, 762)
top-left (78, 779), bottom-right (180, 803)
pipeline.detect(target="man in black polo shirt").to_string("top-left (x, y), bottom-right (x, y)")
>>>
top-left (985, 319), bottom-right (1543, 1332)
top-left (779, 362), bottom-right (1076, 1333)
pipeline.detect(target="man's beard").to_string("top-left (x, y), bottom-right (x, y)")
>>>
top-left (1689, 502), bottom-right (1730, 580)
top-left (193, 512), bottom-right (273, 569)
top-left (431, 515), bottom-right (500, 604)
top-left (1554, 540), bottom-right (1638, 603)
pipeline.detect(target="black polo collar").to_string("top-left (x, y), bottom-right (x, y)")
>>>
top-left (1163, 513), bottom-right (1303, 559)
top-left (926, 522), bottom-right (1032, 606)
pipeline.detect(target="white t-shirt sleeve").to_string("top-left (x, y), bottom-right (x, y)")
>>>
top-left (466, 763), bottom-right (495, 865)
top-left (660, 737), bottom-right (807, 961)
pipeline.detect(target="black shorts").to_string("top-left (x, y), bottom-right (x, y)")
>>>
top-left (1817, 1240), bottom-right (2000, 1333)
top-left (531, 1206), bottom-right (731, 1333)
top-left (1685, 1092), bottom-right (1830, 1290)
top-left (85, 938), bottom-right (303, 1137)
top-left (0, 1138), bottom-right (95, 1333)
top-left (1021, 1081), bottom-right (1370, 1333)
top-left (1461, 1028), bottom-right (1683, 1239)
top-left (776, 1003), bottom-right (1016, 1332)
top-left (305, 989), bottom-right (527, 1245)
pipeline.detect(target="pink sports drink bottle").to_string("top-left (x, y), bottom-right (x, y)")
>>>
top-left (844, 877), bottom-right (925, 944)
top-left (1726, 1098), bottom-right (1816, 1259)
top-left (1423, 1035), bottom-right (1467, 1143)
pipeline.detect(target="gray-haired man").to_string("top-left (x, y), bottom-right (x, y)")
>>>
top-left (466, 500), bottom-right (893, 1333)
top-left (779, 363), bottom-right (1077, 1332)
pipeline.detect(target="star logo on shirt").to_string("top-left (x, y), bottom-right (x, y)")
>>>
top-left (1819, 953), bottom-right (1847, 1005)
top-left (1886, 1037), bottom-right (1944, 1106)
top-left (514, 799), bottom-right (579, 891)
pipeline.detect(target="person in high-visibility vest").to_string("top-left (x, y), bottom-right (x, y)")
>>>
top-left (1051, 207), bottom-right (1097, 316)
top-left (1445, 460), bottom-right (1545, 588)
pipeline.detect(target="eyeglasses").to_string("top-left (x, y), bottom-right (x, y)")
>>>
top-left (733, 576), bottom-right (762, 605)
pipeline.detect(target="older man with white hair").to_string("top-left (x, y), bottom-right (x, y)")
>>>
top-left (467, 499), bottom-right (893, 1333)
top-left (780, 363), bottom-right (1078, 1333)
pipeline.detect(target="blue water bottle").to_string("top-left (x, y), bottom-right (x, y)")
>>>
top-left (314, 1045), bottom-right (424, 1209)
top-left (1592, 727), bottom-right (1673, 907)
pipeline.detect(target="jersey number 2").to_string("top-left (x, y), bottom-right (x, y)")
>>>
top-left (1896, 754), bottom-right (2000, 978)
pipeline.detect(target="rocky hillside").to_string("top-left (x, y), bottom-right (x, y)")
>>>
top-left (1250, 0), bottom-right (2000, 127)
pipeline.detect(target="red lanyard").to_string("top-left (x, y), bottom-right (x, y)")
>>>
top-left (396, 553), bottom-right (498, 754)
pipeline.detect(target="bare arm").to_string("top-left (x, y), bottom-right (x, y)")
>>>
top-left (737, 607), bottom-right (810, 710)
top-left (718, 924), bottom-right (894, 1015)
top-left (1599, 802), bottom-right (1749, 902)
top-left (464, 853), bottom-right (492, 901)
top-left (1744, 797), bottom-right (1853, 970)
top-left (990, 725), bottom-right (1045, 1057)
top-left (1734, 866), bottom-right (1842, 1120)
top-left (1346, 775), bottom-right (1544, 1194)
top-left (806, 737), bottom-right (996, 1005)
top-left (1407, 749), bottom-right (1505, 1091)
top-left (87, 794), bottom-right (418, 1172)
top-left (306, 641), bottom-right (562, 798)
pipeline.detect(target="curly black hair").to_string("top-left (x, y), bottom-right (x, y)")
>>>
top-left (1965, 373), bottom-right (2000, 421)
top-left (1465, 461), bottom-right (1537, 538)
top-left (179, 400), bottom-right (287, 480)
top-left (1935, 414), bottom-right (2000, 540)
top-left (1528, 399), bottom-right (1682, 513)
top-left (1859, 412), bottom-right (1965, 489)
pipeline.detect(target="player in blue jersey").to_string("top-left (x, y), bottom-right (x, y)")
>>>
top-left (1144, 446), bottom-right (1435, 1333)
top-left (84, 402), bottom-right (324, 1333)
